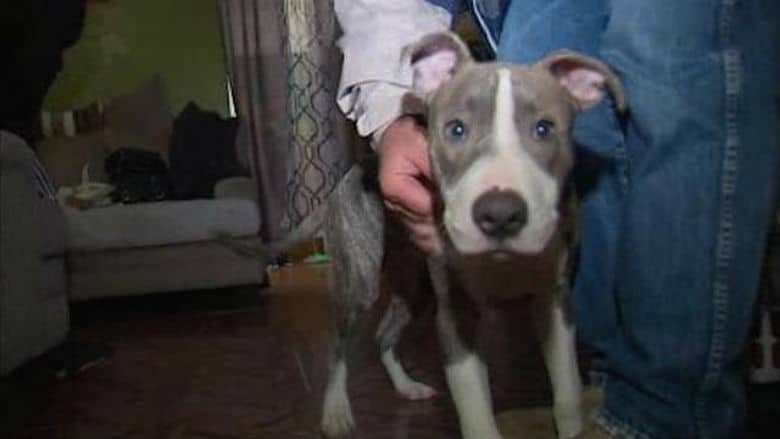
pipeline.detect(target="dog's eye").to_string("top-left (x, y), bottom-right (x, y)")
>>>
top-left (444, 119), bottom-right (468, 143)
top-left (533, 119), bottom-right (555, 140)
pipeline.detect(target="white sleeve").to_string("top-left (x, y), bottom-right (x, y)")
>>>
top-left (335, 0), bottom-right (452, 141)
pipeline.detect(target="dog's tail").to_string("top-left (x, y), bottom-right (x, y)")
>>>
top-left (213, 199), bottom-right (330, 263)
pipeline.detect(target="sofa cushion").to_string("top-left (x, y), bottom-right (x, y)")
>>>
top-left (103, 76), bottom-right (173, 158)
top-left (64, 198), bottom-right (260, 251)
top-left (214, 176), bottom-right (256, 201)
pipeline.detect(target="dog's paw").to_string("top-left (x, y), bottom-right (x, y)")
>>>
top-left (396, 380), bottom-right (437, 400)
top-left (553, 401), bottom-right (585, 439)
top-left (321, 393), bottom-right (355, 438)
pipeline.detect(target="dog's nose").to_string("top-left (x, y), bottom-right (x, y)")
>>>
top-left (472, 189), bottom-right (528, 239)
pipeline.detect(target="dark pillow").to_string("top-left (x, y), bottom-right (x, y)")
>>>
top-left (168, 102), bottom-right (246, 200)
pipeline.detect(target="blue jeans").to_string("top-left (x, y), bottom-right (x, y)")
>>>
top-left (498, 1), bottom-right (780, 438)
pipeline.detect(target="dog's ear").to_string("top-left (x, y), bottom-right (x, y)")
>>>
top-left (400, 31), bottom-right (473, 118)
top-left (537, 50), bottom-right (627, 113)
top-left (407, 31), bottom-right (473, 94)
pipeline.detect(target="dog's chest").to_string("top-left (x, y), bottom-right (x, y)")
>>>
top-left (452, 223), bottom-right (567, 303)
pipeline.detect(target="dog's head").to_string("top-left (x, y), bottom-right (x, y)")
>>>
top-left (402, 32), bottom-right (625, 255)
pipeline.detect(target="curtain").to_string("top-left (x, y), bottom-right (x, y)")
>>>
top-left (219, 0), bottom-right (356, 241)
top-left (280, 0), bottom-right (355, 232)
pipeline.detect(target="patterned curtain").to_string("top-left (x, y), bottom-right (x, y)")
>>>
top-left (219, 0), bottom-right (356, 240)
top-left (279, 0), bottom-right (355, 231)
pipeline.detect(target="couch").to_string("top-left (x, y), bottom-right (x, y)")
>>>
top-left (0, 131), bottom-right (69, 374)
top-left (63, 178), bottom-right (265, 301)
top-left (36, 77), bottom-right (266, 301)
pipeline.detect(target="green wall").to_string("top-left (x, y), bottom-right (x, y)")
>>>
top-left (44, 0), bottom-right (228, 116)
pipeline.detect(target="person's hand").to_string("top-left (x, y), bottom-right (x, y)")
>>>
top-left (378, 116), bottom-right (441, 254)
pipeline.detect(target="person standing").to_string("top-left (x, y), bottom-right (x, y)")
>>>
top-left (335, 1), bottom-right (780, 437)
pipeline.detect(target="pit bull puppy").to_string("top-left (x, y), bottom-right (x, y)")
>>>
top-left (221, 31), bottom-right (625, 439)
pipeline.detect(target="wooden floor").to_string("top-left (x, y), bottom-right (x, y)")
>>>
top-left (1, 262), bottom-right (572, 439)
top-left (1, 263), bottom-right (776, 438)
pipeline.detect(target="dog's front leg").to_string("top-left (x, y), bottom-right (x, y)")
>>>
top-left (531, 254), bottom-right (584, 439)
top-left (428, 255), bottom-right (503, 439)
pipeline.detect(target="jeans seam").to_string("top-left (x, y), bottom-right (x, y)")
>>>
top-left (614, 134), bottom-right (630, 193)
top-left (695, 1), bottom-right (742, 438)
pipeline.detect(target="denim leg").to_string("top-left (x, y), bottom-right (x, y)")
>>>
top-left (497, 0), bottom-right (608, 63)
top-left (594, 1), bottom-right (780, 438)
top-left (500, 0), bottom-right (780, 438)
top-left (692, 1), bottom-right (780, 438)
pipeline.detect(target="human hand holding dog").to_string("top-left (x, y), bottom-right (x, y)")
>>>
top-left (378, 116), bottom-right (441, 254)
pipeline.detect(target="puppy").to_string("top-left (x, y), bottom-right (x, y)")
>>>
top-left (221, 31), bottom-right (625, 439)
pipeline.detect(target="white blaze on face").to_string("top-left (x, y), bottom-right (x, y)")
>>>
top-left (442, 68), bottom-right (560, 254)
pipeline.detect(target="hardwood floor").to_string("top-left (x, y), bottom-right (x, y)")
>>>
top-left (1, 262), bottom-right (775, 438)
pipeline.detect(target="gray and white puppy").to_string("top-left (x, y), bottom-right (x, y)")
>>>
top-left (222, 31), bottom-right (625, 439)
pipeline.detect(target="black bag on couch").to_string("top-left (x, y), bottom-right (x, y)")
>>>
top-left (105, 147), bottom-right (172, 203)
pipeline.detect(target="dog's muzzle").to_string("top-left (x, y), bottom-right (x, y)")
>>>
top-left (471, 188), bottom-right (528, 240)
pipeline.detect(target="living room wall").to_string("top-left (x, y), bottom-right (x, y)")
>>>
top-left (43, 0), bottom-right (228, 116)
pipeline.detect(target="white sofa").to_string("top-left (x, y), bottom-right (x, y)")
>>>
top-left (63, 177), bottom-right (266, 301)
